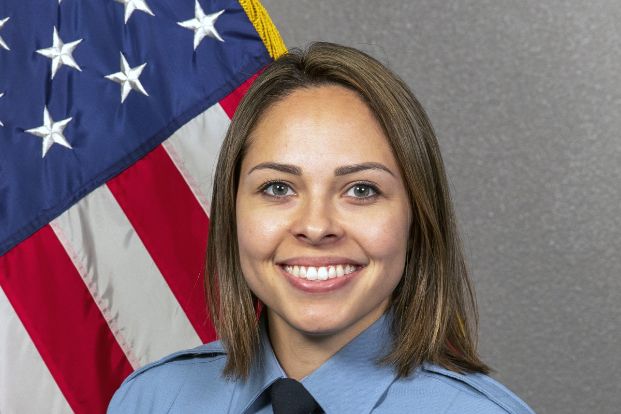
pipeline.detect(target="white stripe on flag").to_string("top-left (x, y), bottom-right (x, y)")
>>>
top-left (50, 184), bottom-right (202, 368)
top-left (162, 103), bottom-right (231, 215)
top-left (0, 286), bottom-right (73, 414)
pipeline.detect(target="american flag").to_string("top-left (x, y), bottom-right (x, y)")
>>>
top-left (0, 0), bottom-right (284, 412)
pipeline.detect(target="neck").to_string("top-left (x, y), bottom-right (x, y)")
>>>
top-left (266, 306), bottom-right (386, 380)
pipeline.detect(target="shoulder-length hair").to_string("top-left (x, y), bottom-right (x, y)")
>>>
top-left (206, 41), bottom-right (490, 379)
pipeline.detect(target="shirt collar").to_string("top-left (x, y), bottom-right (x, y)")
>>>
top-left (233, 313), bottom-right (396, 414)
top-left (233, 318), bottom-right (287, 414)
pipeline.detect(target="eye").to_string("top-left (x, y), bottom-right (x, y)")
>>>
top-left (261, 181), bottom-right (295, 198)
top-left (346, 183), bottom-right (379, 199)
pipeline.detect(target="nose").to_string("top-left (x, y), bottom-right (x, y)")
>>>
top-left (290, 195), bottom-right (343, 245)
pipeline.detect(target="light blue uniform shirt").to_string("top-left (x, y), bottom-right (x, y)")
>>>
top-left (108, 315), bottom-right (535, 413)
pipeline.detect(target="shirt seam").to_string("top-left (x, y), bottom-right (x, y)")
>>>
top-left (164, 367), bottom-right (192, 414)
top-left (167, 355), bottom-right (227, 366)
top-left (428, 375), bottom-right (512, 413)
top-left (126, 353), bottom-right (227, 383)
top-left (441, 389), bottom-right (463, 414)
top-left (424, 374), bottom-right (483, 398)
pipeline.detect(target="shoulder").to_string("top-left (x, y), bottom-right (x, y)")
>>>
top-left (382, 363), bottom-right (535, 414)
top-left (420, 363), bottom-right (535, 414)
top-left (107, 341), bottom-right (233, 414)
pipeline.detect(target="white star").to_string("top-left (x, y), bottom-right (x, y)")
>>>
top-left (105, 53), bottom-right (149, 103)
top-left (115, 0), bottom-right (154, 24)
top-left (36, 26), bottom-right (83, 79)
top-left (0, 17), bottom-right (10, 51)
top-left (178, 1), bottom-right (224, 50)
top-left (0, 92), bottom-right (4, 127)
top-left (25, 107), bottom-right (73, 158)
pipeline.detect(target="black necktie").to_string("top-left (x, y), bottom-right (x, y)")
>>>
top-left (269, 378), bottom-right (323, 414)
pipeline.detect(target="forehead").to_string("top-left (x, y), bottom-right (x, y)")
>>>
top-left (242, 85), bottom-right (398, 170)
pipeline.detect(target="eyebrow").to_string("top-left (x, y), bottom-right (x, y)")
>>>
top-left (247, 162), bottom-right (394, 177)
top-left (248, 162), bottom-right (302, 175)
top-left (334, 162), bottom-right (394, 177)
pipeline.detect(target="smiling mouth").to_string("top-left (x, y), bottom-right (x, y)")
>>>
top-left (281, 264), bottom-right (360, 281)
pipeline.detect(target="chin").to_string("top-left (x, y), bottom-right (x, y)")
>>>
top-left (284, 306), bottom-right (353, 336)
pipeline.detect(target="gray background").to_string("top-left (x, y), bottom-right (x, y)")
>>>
top-left (261, 1), bottom-right (621, 413)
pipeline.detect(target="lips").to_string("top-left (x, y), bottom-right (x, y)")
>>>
top-left (276, 259), bottom-right (365, 294)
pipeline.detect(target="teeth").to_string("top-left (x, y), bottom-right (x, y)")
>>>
top-left (328, 266), bottom-right (336, 279)
top-left (283, 264), bottom-right (358, 280)
top-left (306, 267), bottom-right (318, 280)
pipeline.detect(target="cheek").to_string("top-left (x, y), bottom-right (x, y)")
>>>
top-left (235, 203), bottom-right (292, 303)
top-left (236, 203), bottom-right (289, 264)
top-left (353, 207), bottom-right (410, 264)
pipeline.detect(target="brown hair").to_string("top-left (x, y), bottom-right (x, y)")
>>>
top-left (206, 41), bottom-right (490, 379)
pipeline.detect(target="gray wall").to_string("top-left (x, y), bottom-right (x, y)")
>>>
top-left (260, 1), bottom-right (621, 413)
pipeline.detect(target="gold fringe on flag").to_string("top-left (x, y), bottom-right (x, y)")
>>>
top-left (239, 0), bottom-right (287, 59)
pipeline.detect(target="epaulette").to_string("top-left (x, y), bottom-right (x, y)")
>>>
top-left (123, 341), bottom-right (227, 384)
top-left (422, 363), bottom-right (535, 414)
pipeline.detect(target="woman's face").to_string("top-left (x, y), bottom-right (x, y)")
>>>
top-left (236, 85), bottom-right (411, 340)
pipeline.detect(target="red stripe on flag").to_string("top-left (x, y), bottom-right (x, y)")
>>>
top-left (0, 225), bottom-right (133, 414)
top-left (219, 73), bottom-right (259, 118)
top-left (107, 146), bottom-right (216, 343)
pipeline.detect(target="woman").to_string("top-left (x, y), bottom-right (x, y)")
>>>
top-left (108, 42), bottom-right (535, 413)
